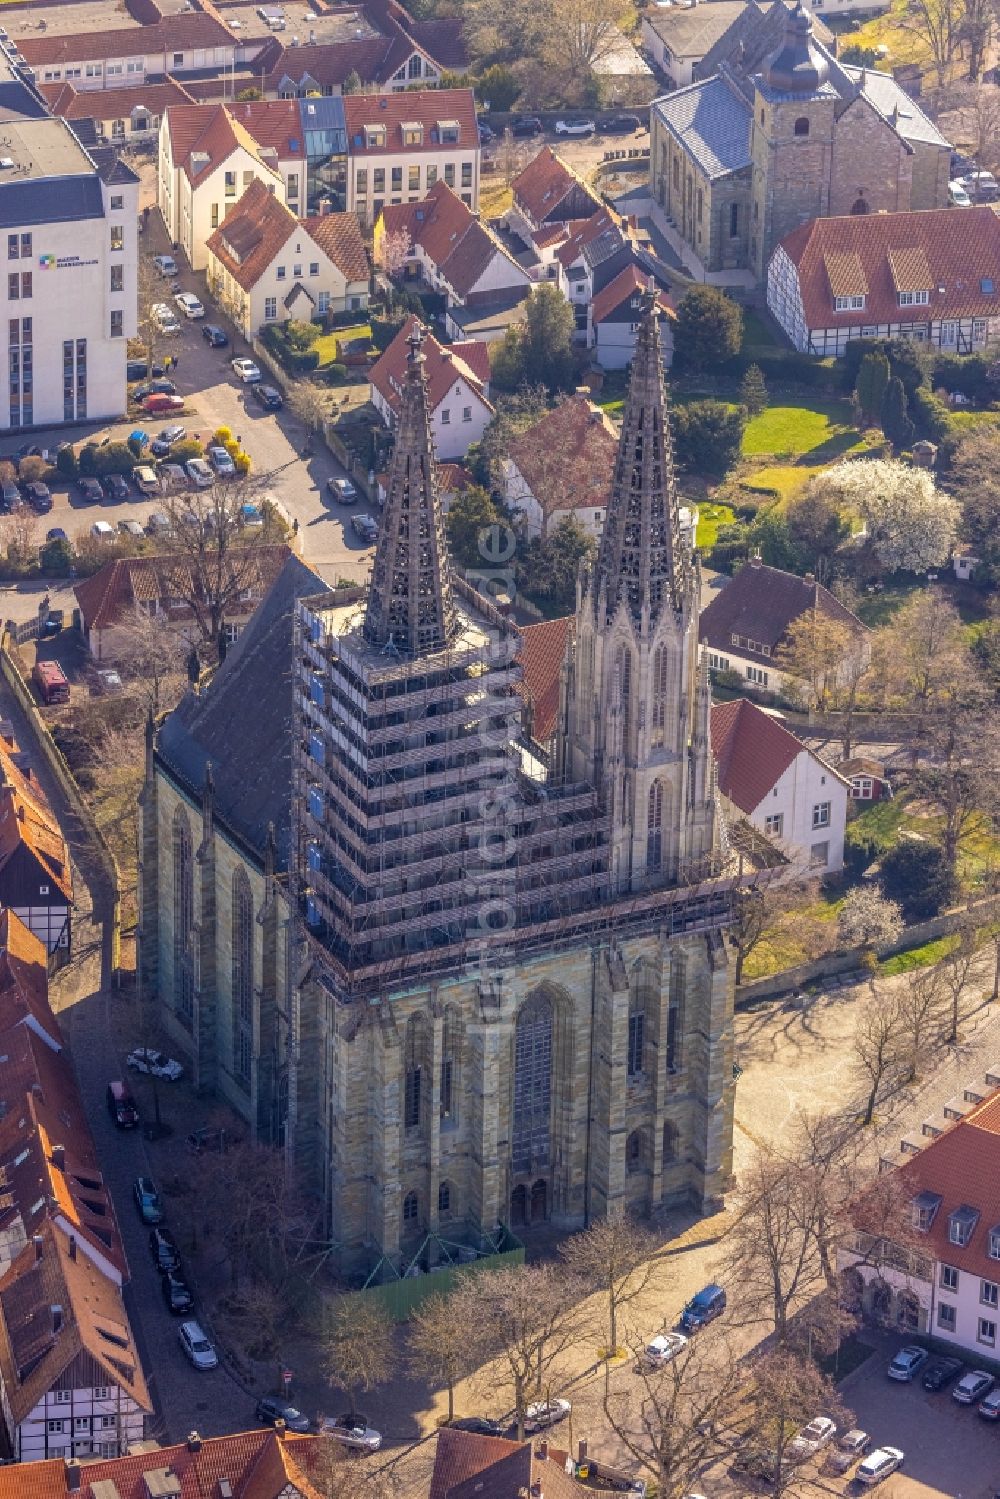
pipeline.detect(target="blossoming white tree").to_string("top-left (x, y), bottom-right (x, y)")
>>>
top-left (810, 459), bottom-right (957, 574)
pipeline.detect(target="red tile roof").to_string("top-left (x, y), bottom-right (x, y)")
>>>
top-left (0, 731), bottom-right (72, 904)
top-left (431, 1429), bottom-right (585, 1499)
top-left (519, 616), bottom-right (573, 743)
top-left (75, 546), bottom-right (291, 634)
top-left (513, 147), bottom-right (601, 226)
top-left (553, 209), bottom-right (619, 271)
top-left (260, 36), bottom-right (396, 92)
top-left (19, 13), bottom-right (234, 67)
top-left (303, 211), bottom-right (370, 286)
top-left (698, 557), bottom-right (866, 667)
top-left (370, 314), bottom-right (492, 419)
top-left (506, 395), bottom-right (618, 525)
top-left (164, 100), bottom-right (305, 184)
top-left (710, 698), bottom-right (807, 814)
top-left (38, 76), bottom-right (196, 122)
top-left (778, 206), bottom-right (1000, 328)
top-left (0, 1429), bottom-right (324, 1499)
top-left (205, 178), bottom-right (297, 291)
top-left (344, 88), bottom-right (477, 155)
top-left (0, 911), bottom-right (59, 1049)
top-left (591, 264), bottom-right (676, 326)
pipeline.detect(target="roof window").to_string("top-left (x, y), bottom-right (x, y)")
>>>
top-left (949, 1204), bottom-right (980, 1246)
top-left (912, 1190), bottom-right (941, 1232)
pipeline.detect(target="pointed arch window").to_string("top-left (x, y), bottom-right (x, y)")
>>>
top-left (232, 868), bottom-right (253, 1089)
top-left (651, 646), bottom-right (669, 747)
top-left (614, 644), bottom-right (633, 747)
top-left (647, 780), bottom-right (664, 873)
top-left (172, 809), bottom-right (194, 1029)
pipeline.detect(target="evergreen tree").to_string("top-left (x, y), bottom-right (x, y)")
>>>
top-left (880, 375), bottom-right (915, 451)
top-left (854, 350), bottom-right (890, 424)
top-left (673, 286), bottom-right (743, 372)
top-left (739, 362), bottom-right (767, 417)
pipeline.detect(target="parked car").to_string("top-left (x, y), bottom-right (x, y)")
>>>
top-left (150, 1226), bottom-right (181, 1272)
top-left (150, 425), bottom-right (187, 457)
top-left (320, 1414), bottom-right (382, 1452)
top-left (979, 1389), bottom-right (1000, 1419)
top-left (77, 476), bottom-right (104, 504)
top-left (161, 1269), bottom-right (195, 1315)
top-left (133, 465), bottom-right (160, 496)
top-left (129, 428), bottom-right (150, 453)
top-left (825, 1429), bottom-right (869, 1475)
top-left (555, 117), bottom-right (595, 136)
top-left (509, 115), bottom-right (543, 138)
top-left (178, 1319), bottom-right (218, 1371)
top-left (239, 503), bottom-right (264, 528)
top-left (351, 512), bottom-right (378, 542)
top-left (252, 382), bottom-right (283, 410)
top-left (636, 1331), bottom-right (687, 1371)
top-left (255, 1395), bottom-right (312, 1434)
top-left (103, 473), bottom-right (130, 502)
top-left (158, 463), bottom-right (188, 491)
top-left (132, 379), bottom-right (177, 402)
top-left (948, 179), bottom-right (973, 206)
top-left (954, 1369), bottom-right (994, 1404)
top-left (133, 1176), bottom-right (164, 1225)
top-left (146, 511), bottom-right (172, 536)
top-left (960, 169), bottom-right (999, 201)
top-left (478, 121), bottom-right (495, 143)
top-left (23, 481), bottom-right (52, 513)
top-left (143, 393), bottom-right (185, 415)
top-left (45, 527), bottom-right (68, 543)
top-left (0, 478), bottom-right (21, 512)
top-left (107, 1080), bottom-right (139, 1128)
top-left (450, 1416), bottom-right (505, 1436)
top-left (922, 1356), bottom-right (964, 1391)
top-left (207, 444), bottom-right (236, 477)
top-left (787, 1416), bottom-right (836, 1463)
top-left (153, 254), bottom-right (178, 277)
top-left (232, 357), bottom-right (261, 383)
top-left (186, 457), bottom-right (214, 488)
top-left (153, 303), bottom-right (182, 335)
top-left (328, 476), bottom-right (357, 504)
top-left (202, 324), bottom-right (229, 348)
top-left (856, 1446), bottom-right (904, 1487)
top-left (599, 113), bottom-right (642, 133)
top-left (887, 1345), bottom-right (928, 1382)
top-left (127, 1048), bottom-right (183, 1080)
top-left (524, 1398), bottom-right (571, 1432)
top-left (174, 291), bottom-right (205, 319)
top-left (681, 1284), bottom-right (726, 1331)
top-left (91, 520), bottom-right (115, 540)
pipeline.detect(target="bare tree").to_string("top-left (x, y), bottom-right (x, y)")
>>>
top-left (408, 1291), bottom-right (483, 1423)
top-left (160, 482), bottom-right (276, 648)
top-left (559, 1216), bottom-right (660, 1358)
top-left (746, 1349), bottom-right (848, 1499)
top-left (322, 1296), bottom-right (394, 1418)
top-left (902, 0), bottom-right (962, 86)
top-left (457, 1263), bottom-right (584, 1439)
top-left (939, 916), bottom-right (981, 1043)
top-left (896, 962), bottom-right (947, 1081)
top-left (307, 1434), bottom-right (398, 1499)
top-left (918, 704), bottom-right (997, 882)
top-left (854, 985), bottom-right (905, 1127)
top-left (111, 603), bottom-right (188, 714)
top-left (774, 609), bottom-right (861, 718)
top-left (730, 877), bottom-right (818, 986)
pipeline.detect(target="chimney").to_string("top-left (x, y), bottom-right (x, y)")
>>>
top-left (68, 1235), bottom-right (77, 1262)
top-left (187, 1432), bottom-right (203, 1453)
top-left (274, 1417), bottom-right (286, 1439)
top-left (32, 1234), bottom-right (43, 1261)
top-left (64, 1459), bottom-right (81, 1493)
top-left (51, 1143), bottom-right (65, 1170)
top-left (51, 1304), bottom-right (63, 1334)
top-left (536, 1440), bottom-right (548, 1461)
top-left (577, 1441), bottom-right (588, 1463)
top-left (803, 571), bottom-right (815, 585)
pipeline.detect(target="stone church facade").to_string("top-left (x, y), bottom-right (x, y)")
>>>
top-left (140, 299), bottom-right (738, 1280)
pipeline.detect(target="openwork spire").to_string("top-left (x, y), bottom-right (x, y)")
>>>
top-left (593, 289), bottom-right (691, 629)
top-left (363, 326), bottom-right (458, 656)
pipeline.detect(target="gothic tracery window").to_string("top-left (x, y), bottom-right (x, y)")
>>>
top-left (172, 808), bottom-right (194, 1028)
top-left (232, 868), bottom-right (253, 1088)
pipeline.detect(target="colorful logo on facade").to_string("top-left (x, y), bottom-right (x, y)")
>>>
top-left (38, 254), bottom-right (56, 269)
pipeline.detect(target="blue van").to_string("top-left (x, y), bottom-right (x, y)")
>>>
top-left (681, 1283), bottom-right (726, 1331)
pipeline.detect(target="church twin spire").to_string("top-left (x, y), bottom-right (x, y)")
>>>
top-left (591, 290), bottom-right (692, 633)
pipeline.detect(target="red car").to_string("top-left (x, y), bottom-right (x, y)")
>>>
top-left (142, 392), bottom-right (185, 413)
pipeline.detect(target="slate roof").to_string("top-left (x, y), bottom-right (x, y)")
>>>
top-left (777, 207), bottom-right (1000, 327)
top-left (554, 208), bottom-right (626, 272)
top-left (694, 0), bottom-right (832, 83)
top-left (156, 553), bottom-right (325, 868)
top-left (344, 88), bottom-right (477, 155)
top-left (711, 697), bottom-right (809, 813)
top-left (839, 63), bottom-right (948, 147)
top-left (370, 313), bottom-right (492, 418)
top-left (652, 74), bottom-right (752, 180)
top-left (18, 13), bottom-right (234, 68)
top-left (591, 263), bottom-right (675, 326)
top-left (645, 2), bottom-right (750, 59)
top-left (698, 557), bottom-right (866, 665)
top-left (0, 175), bottom-right (104, 229)
top-left (519, 615), bottom-right (573, 743)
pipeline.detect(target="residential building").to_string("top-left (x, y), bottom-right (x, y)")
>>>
top-left (0, 731), bottom-right (72, 955)
top-left (39, 76), bottom-right (197, 145)
top-left (692, 0), bottom-right (835, 82)
top-left (642, 2), bottom-right (754, 91)
top-left (444, 290), bottom-right (530, 345)
top-left (430, 1428), bottom-right (589, 1499)
top-left (375, 181), bottom-right (531, 310)
top-left (0, 60), bottom-right (138, 433)
top-left (590, 30), bottom-right (656, 104)
top-left (369, 314), bottom-right (492, 460)
top-left (344, 89), bottom-right (479, 223)
top-left (206, 180), bottom-right (369, 338)
top-left (591, 265), bottom-right (676, 368)
top-left (158, 100), bottom-right (307, 270)
top-left (768, 206), bottom-right (1000, 356)
top-left (502, 393), bottom-right (619, 540)
top-left (698, 556), bottom-right (869, 695)
top-left (74, 546), bottom-right (292, 662)
top-left (711, 698), bottom-right (848, 871)
top-left (0, 1426), bottom-right (322, 1495)
top-left (650, 0), bottom-right (950, 279)
top-left (519, 615), bottom-right (574, 753)
top-left (839, 1082), bottom-right (1000, 1352)
top-left (140, 296), bottom-right (737, 1277)
top-left (508, 148), bottom-right (603, 239)
top-left (17, 11), bottom-right (239, 92)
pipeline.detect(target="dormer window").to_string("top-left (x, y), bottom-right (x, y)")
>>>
top-left (989, 1225), bottom-right (1000, 1260)
top-left (402, 122), bottom-right (423, 146)
top-left (365, 125), bottom-right (386, 149)
top-left (438, 119), bottom-right (460, 144)
top-left (898, 289), bottom-right (929, 307)
top-left (834, 294), bottom-right (865, 312)
top-left (949, 1204), bottom-right (980, 1246)
top-left (912, 1190), bottom-right (942, 1232)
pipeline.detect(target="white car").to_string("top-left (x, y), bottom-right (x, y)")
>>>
top-left (133, 464), bottom-right (159, 495)
top-left (152, 254), bottom-right (177, 276)
top-left (185, 458), bottom-right (214, 488)
top-left (232, 357), bottom-right (261, 383)
top-left (174, 291), bottom-right (205, 319)
top-left (127, 1048), bottom-right (183, 1081)
top-left (787, 1416), bottom-right (836, 1462)
top-left (207, 444), bottom-right (236, 477)
top-left (327, 476), bottom-right (357, 504)
top-left (152, 303), bottom-right (181, 334)
top-left (948, 178), bottom-right (972, 206)
top-left (856, 1446), bottom-right (903, 1487)
top-left (826, 1429), bottom-right (869, 1474)
top-left (555, 118), bottom-right (595, 136)
top-left (636, 1331), bottom-right (687, 1370)
top-left (320, 1414), bottom-right (382, 1452)
top-left (178, 1320), bottom-right (218, 1371)
top-left (91, 520), bottom-right (115, 540)
top-left (524, 1398), bottom-right (571, 1432)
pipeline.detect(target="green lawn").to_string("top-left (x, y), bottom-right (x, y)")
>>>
top-left (742, 400), bottom-right (864, 461)
top-left (879, 935), bottom-right (959, 976)
top-left (850, 788), bottom-right (1000, 892)
top-left (695, 502), bottom-right (735, 550)
top-left (311, 324), bottom-right (371, 367)
top-left (741, 309), bottom-right (778, 352)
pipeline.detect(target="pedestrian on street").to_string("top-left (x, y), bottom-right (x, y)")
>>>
top-left (172, 353), bottom-right (180, 370)
top-left (164, 355), bottom-right (172, 372)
